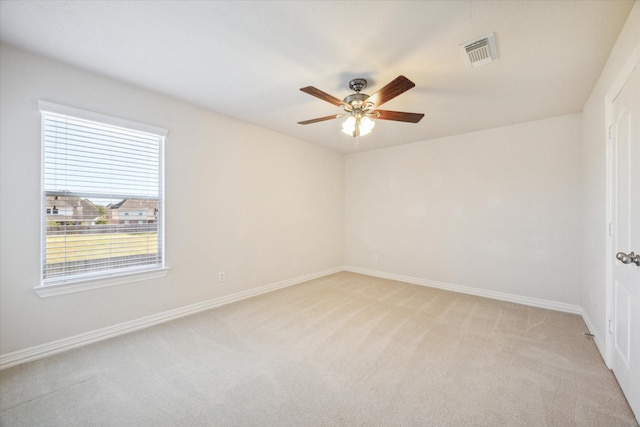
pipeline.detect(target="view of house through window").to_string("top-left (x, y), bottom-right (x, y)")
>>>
top-left (41, 102), bottom-right (166, 284)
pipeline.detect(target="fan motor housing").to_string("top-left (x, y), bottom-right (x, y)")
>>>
top-left (343, 93), bottom-right (369, 107)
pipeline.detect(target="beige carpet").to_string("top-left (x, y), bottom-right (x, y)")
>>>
top-left (1, 272), bottom-right (637, 426)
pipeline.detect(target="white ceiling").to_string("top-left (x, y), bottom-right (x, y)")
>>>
top-left (0, 0), bottom-right (634, 153)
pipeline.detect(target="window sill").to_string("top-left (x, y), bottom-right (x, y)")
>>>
top-left (34, 267), bottom-right (170, 298)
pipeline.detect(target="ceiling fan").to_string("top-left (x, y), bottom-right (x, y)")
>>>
top-left (298, 75), bottom-right (424, 138)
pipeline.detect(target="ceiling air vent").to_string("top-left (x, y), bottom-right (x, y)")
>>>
top-left (460, 32), bottom-right (497, 68)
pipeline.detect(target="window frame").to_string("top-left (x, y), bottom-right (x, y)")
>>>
top-left (35, 101), bottom-right (169, 297)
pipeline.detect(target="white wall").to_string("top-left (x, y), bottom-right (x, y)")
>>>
top-left (580, 2), bottom-right (640, 345)
top-left (345, 114), bottom-right (582, 304)
top-left (0, 44), bottom-right (344, 355)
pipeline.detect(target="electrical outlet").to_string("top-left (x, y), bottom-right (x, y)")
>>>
top-left (218, 272), bottom-right (225, 282)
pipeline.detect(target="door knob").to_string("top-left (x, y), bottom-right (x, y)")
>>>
top-left (616, 251), bottom-right (640, 266)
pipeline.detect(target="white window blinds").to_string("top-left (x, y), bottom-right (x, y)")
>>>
top-left (40, 102), bottom-right (166, 285)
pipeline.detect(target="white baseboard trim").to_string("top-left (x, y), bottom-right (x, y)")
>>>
top-left (0, 267), bottom-right (342, 370)
top-left (0, 266), bottom-right (591, 370)
top-left (343, 266), bottom-right (583, 315)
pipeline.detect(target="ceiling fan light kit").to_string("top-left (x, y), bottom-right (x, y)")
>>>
top-left (298, 75), bottom-right (424, 144)
top-left (342, 115), bottom-right (375, 137)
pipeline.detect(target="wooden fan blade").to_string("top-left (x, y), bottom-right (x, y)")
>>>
top-left (298, 114), bottom-right (340, 125)
top-left (366, 75), bottom-right (416, 108)
top-left (300, 86), bottom-right (345, 107)
top-left (374, 110), bottom-right (424, 123)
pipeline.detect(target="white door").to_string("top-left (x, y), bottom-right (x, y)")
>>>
top-left (611, 61), bottom-right (640, 419)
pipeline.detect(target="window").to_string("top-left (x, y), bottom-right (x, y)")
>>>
top-left (39, 101), bottom-right (167, 288)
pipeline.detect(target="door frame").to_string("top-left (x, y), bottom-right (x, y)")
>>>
top-left (604, 42), bottom-right (640, 368)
